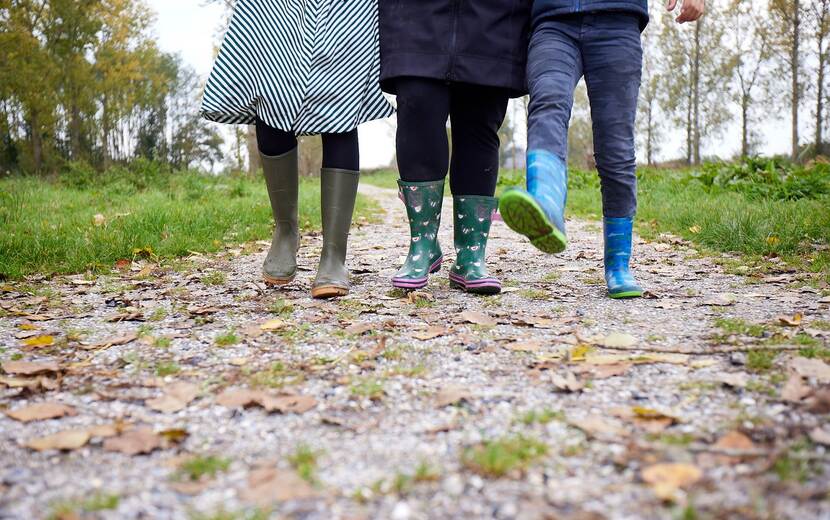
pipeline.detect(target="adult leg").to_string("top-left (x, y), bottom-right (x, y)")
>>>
top-left (499, 18), bottom-right (583, 254)
top-left (444, 84), bottom-right (510, 294)
top-left (313, 129), bottom-right (361, 299)
top-left (255, 118), bottom-right (300, 285)
top-left (447, 84), bottom-right (509, 197)
top-left (391, 77), bottom-right (452, 289)
top-left (582, 13), bottom-right (643, 298)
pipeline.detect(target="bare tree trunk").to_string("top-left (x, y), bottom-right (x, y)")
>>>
top-left (685, 86), bottom-right (693, 165)
top-left (692, 20), bottom-right (702, 165)
top-left (246, 125), bottom-right (260, 176)
top-left (29, 112), bottom-right (43, 173)
top-left (646, 100), bottom-right (654, 166)
top-left (69, 102), bottom-right (82, 160)
top-left (792, 0), bottom-right (801, 160)
top-left (741, 95), bottom-right (749, 157)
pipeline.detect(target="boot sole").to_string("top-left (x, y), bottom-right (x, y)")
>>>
top-left (608, 290), bottom-right (644, 299)
top-left (499, 190), bottom-right (567, 254)
top-left (391, 257), bottom-right (443, 290)
top-left (449, 272), bottom-right (502, 295)
top-left (263, 272), bottom-right (296, 286)
top-left (311, 285), bottom-right (349, 299)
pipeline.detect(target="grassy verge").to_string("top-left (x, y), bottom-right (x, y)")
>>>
top-left (364, 160), bottom-right (830, 282)
top-left (0, 161), bottom-right (380, 279)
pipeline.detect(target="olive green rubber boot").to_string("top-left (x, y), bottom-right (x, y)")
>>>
top-left (312, 168), bottom-right (360, 299)
top-left (261, 148), bottom-right (299, 285)
top-left (392, 179), bottom-right (445, 290)
top-left (449, 196), bottom-right (502, 295)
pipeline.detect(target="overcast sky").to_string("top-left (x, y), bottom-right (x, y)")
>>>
top-left (147, 0), bottom-right (793, 168)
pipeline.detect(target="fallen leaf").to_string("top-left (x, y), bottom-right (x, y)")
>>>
top-left (93, 213), bottom-right (106, 226)
top-left (551, 371), bottom-right (584, 393)
top-left (573, 362), bottom-right (632, 380)
top-left (569, 414), bottom-right (629, 439)
top-left (146, 382), bottom-right (200, 413)
top-left (781, 374), bottom-right (812, 403)
top-left (460, 310), bottom-right (497, 327)
top-left (22, 335), bottom-right (54, 348)
top-left (103, 426), bottom-right (163, 455)
top-left (641, 463), bottom-right (703, 501)
top-left (808, 427), bottom-right (830, 446)
top-left (713, 372), bottom-right (750, 389)
top-left (344, 322), bottom-right (373, 335)
top-left (2, 360), bottom-right (61, 376)
top-left (240, 468), bottom-right (316, 506)
top-left (714, 430), bottom-right (755, 451)
top-left (504, 339), bottom-right (543, 352)
top-left (805, 387), bottom-right (830, 414)
top-left (701, 294), bottom-right (736, 307)
top-left (569, 344), bottom-right (592, 362)
top-left (187, 305), bottom-right (219, 315)
top-left (777, 313), bottom-right (803, 327)
top-left (0, 376), bottom-right (43, 390)
top-left (81, 331), bottom-right (139, 350)
top-left (633, 353), bottom-right (690, 365)
top-left (790, 357), bottom-right (830, 382)
top-left (260, 319), bottom-right (287, 332)
top-left (26, 429), bottom-right (91, 451)
top-left (216, 388), bottom-right (261, 408)
top-left (612, 407), bottom-right (681, 434)
top-left (600, 333), bottom-right (637, 348)
top-left (258, 394), bottom-right (317, 414)
top-left (406, 291), bottom-right (435, 305)
top-left (435, 385), bottom-right (471, 407)
top-left (6, 402), bottom-right (76, 422)
top-left (412, 326), bottom-right (449, 341)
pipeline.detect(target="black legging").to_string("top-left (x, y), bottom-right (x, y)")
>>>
top-left (395, 77), bottom-right (510, 196)
top-left (255, 118), bottom-right (360, 171)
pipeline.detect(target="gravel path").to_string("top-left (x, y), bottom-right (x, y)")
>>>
top-left (1, 184), bottom-right (829, 520)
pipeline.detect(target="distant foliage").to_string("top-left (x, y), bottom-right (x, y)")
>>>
top-left (691, 157), bottom-right (830, 201)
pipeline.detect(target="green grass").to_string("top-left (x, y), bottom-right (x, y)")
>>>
top-left (498, 160), bottom-right (830, 281)
top-left (288, 444), bottom-right (322, 484)
top-left (177, 455), bottom-right (231, 481)
top-left (461, 435), bottom-right (548, 478)
top-left (0, 162), bottom-right (379, 279)
top-left (746, 349), bottom-right (778, 372)
top-left (214, 330), bottom-right (239, 347)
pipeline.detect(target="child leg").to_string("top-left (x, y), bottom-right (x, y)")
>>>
top-left (312, 129), bottom-right (361, 299)
top-left (391, 78), bottom-right (452, 289)
top-left (581, 13), bottom-right (643, 298)
top-left (499, 19), bottom-right (583, 254)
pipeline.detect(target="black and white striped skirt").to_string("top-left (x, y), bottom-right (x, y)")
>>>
top-left (201, 0), bottom-right (394, 135)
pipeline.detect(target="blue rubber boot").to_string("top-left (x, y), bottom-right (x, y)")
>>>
top-left (499, 149), bottom-right (568, 254)
top-left (604, 217), bottom-right (643, 299)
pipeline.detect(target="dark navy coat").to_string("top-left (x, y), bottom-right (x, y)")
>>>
top-left (532, 0), bottom-right (649, 29)
top-left (379, 0), bottom-right (533, 97)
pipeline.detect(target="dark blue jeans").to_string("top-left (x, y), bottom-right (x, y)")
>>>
top-left (527, 13), bottom-right (642, 218)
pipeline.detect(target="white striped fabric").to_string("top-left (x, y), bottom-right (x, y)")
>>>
top-left (201, 0), bottom-right (394, 135)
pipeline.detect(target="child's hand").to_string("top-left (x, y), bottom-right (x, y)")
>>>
top-left (666, 0), bottom-right (705, 23)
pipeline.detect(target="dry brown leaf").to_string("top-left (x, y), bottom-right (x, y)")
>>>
top-left (81, 331), bottom-right (138, 350)
top-left (5, 402), bottom-right (76, 422)
top-left (459, 310), bottom-right (497, 327)
top-left (187, 305), bottom-right (219, 315)
top-left (578, 363), bottom-right (632, 379)
top-left (551, 371), bottom-right (584, 393)
top-left (713, 372), bottom-right (750, 389)
top-left (146, 382), bottom-right (200, 413)
top-left (805, 387), bottom-right (830, 414)
top-left (2, 360), bottom-right (61, 376)
top-left (258, 394), bottom-right (317, 414)
top-left (641, 463), bottom-right (703, 501)
top-left (808, 427), bottom-right (830, 446)
top-left (701, 294), bottom-right (736, 307)
top-left (634, 353), bottom-right (689, 365)
top-left (240, 468), bottom-right (316, 506)
top-left (600, 333), bottom-right (637, 348)
top-left (714, 430), bottom-right (755, 451)
top-left (344, 322), bottom-right (373, 335)
top-left (781, 374), bottom-right (812, 403)
top-left (412, 326), bottom-right (449, 341)
top-left (406, 291), bottom-right (435, 305)
top-left (777, 313), bottom-right (803, 327)
top-left (103, 427), bottom-right (163, 455)
top-left (612, 407), bottom-right (681, 434)
top-left (504, 339), bottom-right (543, 353)
top-left (0, 375), bottom-right (43, 390)
top-left (216, 388), bottom-right (262, 408)
top-left (26, 429), bottom-right (91, 451)
top-left (260, 319), bottom-right (287, 332)
top-left (790, 357), bottom-right (830, 382)
top-left (435, 385), bottom-right (471, 407)
top-left (569, 414), bottom-right (629, 439)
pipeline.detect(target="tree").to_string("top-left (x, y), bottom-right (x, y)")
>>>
top-left (637, 27), bottom-right (664, 165)
top-left (810, 0), bottom-right (830, 153)
top-left (658, 4), bottom-right (733, 164)
top-left (726, 0), bottom-right (773, 157)
top-left (769, 0), bottom-right (805, 160)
